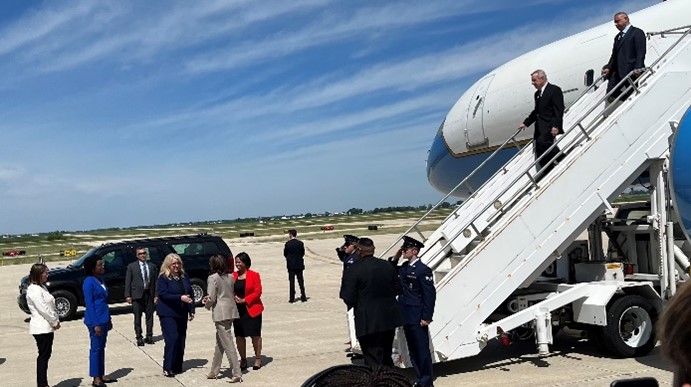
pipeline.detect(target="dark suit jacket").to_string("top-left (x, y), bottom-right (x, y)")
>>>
top-left (523, 83), bottom-right (564, 139)
top-left (397, 259), bottom-right (436, 325)
top-left (155, 274), bottom-right (195, 319)
top-left (605, 25), bottom-right (646, 80)
top-left (125, 260), bottom-right (157, 300)
top-left (283, 238), bottom-right (305, 271)
top-left (340, 255), bottom-right (403, 338)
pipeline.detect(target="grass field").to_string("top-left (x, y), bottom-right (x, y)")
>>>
top-left (0, 209), bottom-right (453, 266)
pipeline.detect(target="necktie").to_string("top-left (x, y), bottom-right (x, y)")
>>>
top-left (617, 32), bottom-right (624, 41)
top-left (142, 262), bottom-right (149, 289)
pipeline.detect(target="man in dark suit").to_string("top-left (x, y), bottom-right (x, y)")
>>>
top-left (125, 247), bottom-right (157, 346)
top-left (284, 229), bottom-right (307, 303)
top-left (389, 236), bottom-right (436, 387)
top-left (341, 238), bottom-right (403, 367)
top-left (519, 69), bottom-right (564, 174)
top-left (603, 12), bottom-right (646, 102)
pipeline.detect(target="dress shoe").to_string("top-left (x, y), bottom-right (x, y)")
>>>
top-left (136, 338), bottom-right (144, 346)
top-left (228, 376), bottom-right (243, 383)
top-left (144, 338), bottom-right (154, 345)
top-left (288, 299), bottom-right (296, 304)
top-left (240, 359), bottom-right (248, 371)
top-left (163, 370), bottom-right (174, 377)
top-left (300, 296), bottom-right (308, 302)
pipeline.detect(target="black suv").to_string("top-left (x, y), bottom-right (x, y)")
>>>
top-left (18, 234), bottom-right (232, 320)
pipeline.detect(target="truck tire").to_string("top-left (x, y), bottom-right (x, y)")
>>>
top-left (190, 278), bottom-right (206, 305)
top-left (52, 290), bottom-right (78, 321)
top-left (601, 295), bottom-right (656, 358)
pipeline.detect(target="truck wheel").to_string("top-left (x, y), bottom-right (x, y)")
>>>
top-left (601, 295), bottom-right (656, 358)
top-left (52, 290), bottom-right (77, 320)
top-left (190, 278), bottom-right (206, 305)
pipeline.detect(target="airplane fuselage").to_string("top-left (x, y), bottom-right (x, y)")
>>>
top-left (427, 0), bottom-right (691, 195)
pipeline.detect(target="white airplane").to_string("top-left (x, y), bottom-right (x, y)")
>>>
top-left (426, 0), bottom-right (691, 195)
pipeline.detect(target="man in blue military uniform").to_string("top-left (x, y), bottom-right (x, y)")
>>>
top-left (337, 235), bottom-right (361, 357)
top-left (389, 236), bottom-right (436, 387)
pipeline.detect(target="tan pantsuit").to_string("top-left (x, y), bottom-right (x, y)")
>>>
top-left (205, 273), bottom-right (241, 378)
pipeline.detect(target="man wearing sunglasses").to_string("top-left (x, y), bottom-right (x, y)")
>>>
top-left (125, 247), bottom-right (158, 346)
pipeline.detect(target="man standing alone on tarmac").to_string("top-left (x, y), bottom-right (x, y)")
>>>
top-left (284, 229), bottom-right (308, 303)
top-left (390, 236), bottom-right (436, 387)
top-left (341, 238), bottom-right (403, 367)
top-left (125, 247), bottom-right (158, 346)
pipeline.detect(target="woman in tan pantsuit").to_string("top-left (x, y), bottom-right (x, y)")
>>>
top-left (203, 255), bottom-right (242, 383)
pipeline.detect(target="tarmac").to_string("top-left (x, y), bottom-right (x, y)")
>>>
top-left (0, 234), bottom-right (675, 386)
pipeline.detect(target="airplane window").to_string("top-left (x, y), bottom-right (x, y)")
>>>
top-left (584, 69), bottom-right (595, 86)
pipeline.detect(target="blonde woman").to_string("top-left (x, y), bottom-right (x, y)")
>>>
top-left (202, 254), bottom-right (242, 383)
top-left (26, 263), bottom-right (60, 387)
top-left (156, 254), bottom-right (195, 377)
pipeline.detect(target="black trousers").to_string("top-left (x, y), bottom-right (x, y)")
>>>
top-left (288, 270), bottom-right (306, 301)
top-left (404, 324), bottom-right (434, 386)
top-left (358, 330), bottom-right (395, 368)
top-left (33, 332), bottom-right (54, 387)
top-left (534, 134), bottom-right (563, 175)
top-left (132, 290), bottom-right (155, 339)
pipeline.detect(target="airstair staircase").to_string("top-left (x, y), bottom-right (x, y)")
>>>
top-left (389, 26), bottom-right (691, 363)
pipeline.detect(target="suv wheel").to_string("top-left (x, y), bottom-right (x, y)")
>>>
top-left (190, 278), bottom-right (206, 305)
top-left (52, 290), bottom-right (77, 320)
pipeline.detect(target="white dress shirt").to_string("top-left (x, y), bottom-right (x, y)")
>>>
top-left (26, 284), bottom-right (59, 335)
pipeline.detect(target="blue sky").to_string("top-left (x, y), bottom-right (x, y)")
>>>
top-left (0, 0), bottom-right (659, 234)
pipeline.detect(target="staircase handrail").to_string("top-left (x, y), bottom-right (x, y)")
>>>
top-left (425, 25), bottom-right (690, 275)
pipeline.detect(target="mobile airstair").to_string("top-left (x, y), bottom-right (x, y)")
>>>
top-left (386, 26), bottom-right (691, 365)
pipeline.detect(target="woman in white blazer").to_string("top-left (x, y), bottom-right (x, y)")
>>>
top-left (26, 263), bottom-right (61, 387)
top-left (202, 255), bottom-right (242, 383)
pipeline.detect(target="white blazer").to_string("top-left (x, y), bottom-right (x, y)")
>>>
top-left (27, 284), bottom-right (59, 335)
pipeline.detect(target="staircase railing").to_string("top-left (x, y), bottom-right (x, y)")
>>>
top-left (379, 25), bottom-right (691, 269)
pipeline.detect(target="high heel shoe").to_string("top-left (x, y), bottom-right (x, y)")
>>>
top-left (240, 359), bottom-right (248, 370)
top-left (253, 359), bottom-right (262, 370)
top-left (228, 376), bottom-right (243, 383)
top-left (205, 372), bottom-right (218, 379)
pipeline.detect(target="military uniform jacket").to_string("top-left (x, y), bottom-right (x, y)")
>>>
top-left (340, 255), bottom-right (403, 337)
top-left (397, 259), bottom-right (436, 325)
top-left (338, 251), bottom-right (359, 300)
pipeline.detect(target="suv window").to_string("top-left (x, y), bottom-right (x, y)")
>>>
top-left (172, 242), bottom-right (220, 258)
top-left (100, 249), bottom-right (129, 272)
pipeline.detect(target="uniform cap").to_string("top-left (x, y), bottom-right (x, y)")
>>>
top-left (343, 235), bottom-right (359, 245)
top-left (401, 235), bottom-right (425, 250)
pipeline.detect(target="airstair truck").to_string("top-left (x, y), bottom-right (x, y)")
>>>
top-left (382, 26), bottom-right (691, 366)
